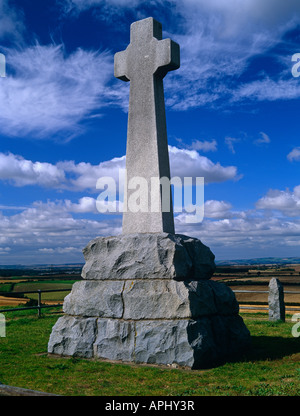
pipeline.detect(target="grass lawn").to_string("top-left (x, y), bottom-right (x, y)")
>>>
top-left (0, 309), bottom-right (299, 396)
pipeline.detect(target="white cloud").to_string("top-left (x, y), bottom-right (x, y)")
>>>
top-left (163, 0), bottom-right (300, 109)
top-left (256, 186), bottom-right (300, 217)
top-left (57, 0), bottom-right (300, 112)
top-left (0, 246), bottom-right (11, 254)
top-left (225, 137), bottom-right (240, 154)
top-left (189, 140), bottom-right (217, 152)
top-left (0, 0), bottom-right (298, 141)
top-left (168, 146), bottom-right (239, 183)
top-left (0, 200), bottom-right (122, 264)
top-left (254, 132), bottom-right (271, 145)
top-left (232, 78), bottom-right (300, 103)
top-left (0, 0), bottom-right (25, 43)
top-left (204, 200), bottom-right (232, 219)
top-left (287, 147), bottom-right (300, 162)
top-left (58, 155), bottom-right (126, 191)
top-left (0, 147), bottom-right (238, 191)
top-left (1, 191), bottom-right (300, 263)
top-left (175, 203), bottom-right (300, 259)
top-left (64, 197), bottom-right (98, 213)
top-left (0, 44), bottom-right (116, 138)
top-left (0, 153), bottom-right (66, 187)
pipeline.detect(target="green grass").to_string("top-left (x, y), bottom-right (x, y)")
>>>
top-left (0, 311), bottom-right (299, 396)
top-left (0, 283), bottom-right (15, 293)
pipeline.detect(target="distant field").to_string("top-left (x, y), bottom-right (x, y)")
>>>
top-left (0, 264), bottom-right (299, 310)
top-left (230, 285), bottom-right (300, 305)
top-left (0, 296), bottom-right (28, 307)
top-left (0, 275), bottom-right (80, 306)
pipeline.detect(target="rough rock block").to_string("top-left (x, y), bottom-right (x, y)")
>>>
top-left (48, 316), bottom-right (97, 358)
top-left (61, 279), bottom-right (239, 320)
top-left (81, 233), bottom-right (215, 281)
top-left (48, 315), bottom-right (251, 369)
top-left (94, 319), bottom-right (135, 362)
top-left (63, 280), bottom-right (124, 318)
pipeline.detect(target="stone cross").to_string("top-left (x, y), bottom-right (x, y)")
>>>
top-left (114, 17), bottom-right (180, 234)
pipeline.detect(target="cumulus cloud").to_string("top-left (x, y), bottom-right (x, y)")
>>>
top-left (287, 147), bottom-right (300, 162)
top-left (175, 205), bottom-right (300, 259)
top-left (0, 200), bottom-right (121, 263)
top-left (256, 186), bottom-right (300, 217)
top-left (169, 146), bottom-right (239, 183)
top-left (58, 156), bottom-right (126, 191)
top-left (64, 197), bottom-right (98, 213)
top-left (0, 153), bottom-right (66, 187)
top-left (1, 191), bottom-right (300, 262)
top-left (204, 200), bottom-right (233, 219)
top-left (0, 147), bottom-right (239, 191)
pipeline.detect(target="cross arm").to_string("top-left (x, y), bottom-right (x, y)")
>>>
top-left (155, 38), bottom-right (180, 78)
top-left (114, 49), bottom-right (130, 82)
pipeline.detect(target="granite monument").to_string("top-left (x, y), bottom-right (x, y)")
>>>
top-left (48, 17), bottom-right (251, 369)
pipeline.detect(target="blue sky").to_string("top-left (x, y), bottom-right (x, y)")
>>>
top-left (0, 0), bottom-right (300, 264)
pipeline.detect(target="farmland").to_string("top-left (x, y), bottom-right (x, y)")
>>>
top-left (0, 265), bottom-right (82, 308)
top-left (0, 261), bottom-right (299, 313)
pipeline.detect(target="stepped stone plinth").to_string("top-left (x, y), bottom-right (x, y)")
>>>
top-left (48, 233), bottom-right (251, 369)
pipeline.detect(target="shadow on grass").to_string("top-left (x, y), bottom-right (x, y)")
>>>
top-left (239, 335), bottom-right (300, 363)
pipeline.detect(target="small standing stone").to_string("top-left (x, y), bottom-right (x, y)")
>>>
top-left (268, 278), bottom-right (285, 322)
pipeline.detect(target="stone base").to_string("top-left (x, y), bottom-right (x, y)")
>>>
top-left (48, 313), bottom-right (250, 369)
top-left (48, 233), bottom-right (251, 369)
top-left (48, 278), bottom-right (251, 368)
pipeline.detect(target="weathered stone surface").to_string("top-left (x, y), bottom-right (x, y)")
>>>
top-left (48, 314), bottom-right (251, 369)
top-left (90, 317), bottom-right (250, 369)
top-left (268, 278), bottom-right (285, 322)
top-left (114, 17), bottom-right (180, 234)
top-left (134, 320), bottom-right (195, 367)
top-left (82, 233), bottom-right (215, 281)
top-left (62, 278), bottom-right (238, 320)
top-left (47, 316), bottom-right (97, 358)
top-left (122, 279), bottom-right (239, 320)
top-left (123, 279), bottom-right (188, 319)
top-left (94, 319), bottom-right (135, 362)
top-left (137, 317), bottom-right (250, 368)
top-left (63, 280), bottom-right (124, 318)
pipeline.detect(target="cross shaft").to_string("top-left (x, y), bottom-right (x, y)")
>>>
top-left (114, 17), bottom-right (180, 234)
